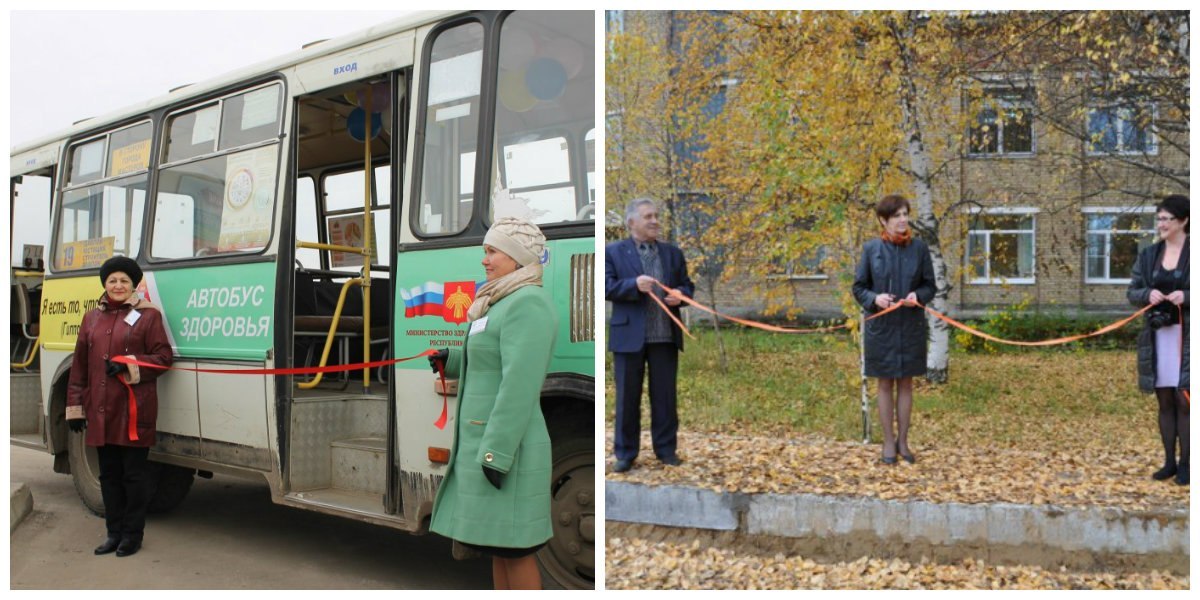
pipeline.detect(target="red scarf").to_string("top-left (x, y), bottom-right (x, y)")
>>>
top-left (103, 294), bottom-right (127, 310)
top-left (881, 228), bottom-right (912, 247)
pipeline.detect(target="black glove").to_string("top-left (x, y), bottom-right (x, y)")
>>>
top-left (68, 418), bottom-right (87, 433)
top-left (105, 359), bottom-right (128, 378)
top-left (482, 465), bottom-right (504, 490)
top-left (428, 349), bottom-right (449, 373)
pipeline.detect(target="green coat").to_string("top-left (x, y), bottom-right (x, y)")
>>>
top-left (430, 285), bottom-right (557, 548)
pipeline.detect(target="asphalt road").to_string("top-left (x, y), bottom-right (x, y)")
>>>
top-left (10, 445), bottom-right (492, 589)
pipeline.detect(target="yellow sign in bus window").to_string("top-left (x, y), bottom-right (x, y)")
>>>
top-left (57, 237), bottom-right (115, 270)
top-left (109, 140), bottom-right (151, 177)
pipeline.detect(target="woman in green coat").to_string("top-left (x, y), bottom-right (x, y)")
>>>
top-left (429, 217), bottom-right (557, 590)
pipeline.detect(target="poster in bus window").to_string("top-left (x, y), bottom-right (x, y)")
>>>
top-left (109, 140), bottom-right (151, 177)
top-left (327, 214), bottom-right (378, 268)
top-left (217, 146), bottom-right (276, 252)
top-left (58, 237), bottom-right (115, 270)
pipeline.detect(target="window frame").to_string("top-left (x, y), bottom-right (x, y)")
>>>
top-left (1085, 101), bottom-right (1159, 156)
top-left (966, 86), bottom-right (1036, 158)
top-left (51, 119), bottom-right (155, 271)
top-left (1082, 206), bottom-right (1156, 284)
top-left (149, 79), bottom-right (286, 263)
top-left (965, 207), bottom-right (1038, 285)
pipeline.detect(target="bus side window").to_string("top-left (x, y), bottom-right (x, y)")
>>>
top-left (489, 11), bottom-right (595, 226)
top-left (10, 174), bottom-right (52, 270)
top-left (296, 175), bottom-right (320, 268)
top-left (416, 21), bottom-right (484, 236)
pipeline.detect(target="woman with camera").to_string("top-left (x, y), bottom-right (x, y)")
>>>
top-left (1128, 195), bottom-right (1189, 486)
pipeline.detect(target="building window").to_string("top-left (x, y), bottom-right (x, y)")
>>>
top-left (966, 209), bottom-right (1036, 284)
top-left (1087, 102), bottom-right (1157, 155)
top-left (968, 88), bottom-right (1034, 156)
top-left (768, 246), bottom-right (829, 281)
top-left (1083, 208), bottom-right (1155, 283)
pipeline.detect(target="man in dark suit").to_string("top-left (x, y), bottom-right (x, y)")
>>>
top-left (605, 198), bottom-right (694, 472)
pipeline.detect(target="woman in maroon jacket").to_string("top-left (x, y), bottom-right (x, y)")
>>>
top-left (65, 256), bottom-right (173, 557)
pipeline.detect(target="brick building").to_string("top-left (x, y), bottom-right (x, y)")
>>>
top-left (606, 10), bottom-right (1189, 321)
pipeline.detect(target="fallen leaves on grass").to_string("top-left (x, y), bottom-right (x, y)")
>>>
top-left (605, 535), bottom-right (1189, 590)
top-left (605, 432), bottom-right (1188, 511)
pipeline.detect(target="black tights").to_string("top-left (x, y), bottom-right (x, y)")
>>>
top-left (1156, 387), bottom-right (1190, 469)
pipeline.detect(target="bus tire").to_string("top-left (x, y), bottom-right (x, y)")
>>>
top-left (68, 428), bottom-right (196, 516)
top-left (538, 420), bottom-right (594, 590)
top-left (67, 427), bottom-right (105, 516)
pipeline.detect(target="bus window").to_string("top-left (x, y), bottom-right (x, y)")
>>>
top-left (585, 127), bottom-right (595, 205)
top-left (296, 175), bottom-right (320, 268)
top-left (219, 85), bottom-right (283, 151)
top-left (417, 21), bottom-right (483, 236)
top-left (322, 166), bottom-right (391, 269)
top-left (54, 122), bottom-right (152, 270)
top-left (153, 83), bottom-right (283, 260)
top-left (10, 174), bottom-right (52, 269)
top-left (153, 148), bottom-right (277, 258)
top-left (490, 11), bottom-right (595, 226)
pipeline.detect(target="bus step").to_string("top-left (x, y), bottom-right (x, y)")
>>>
top-left (331, 437), bottom-right (386, 495)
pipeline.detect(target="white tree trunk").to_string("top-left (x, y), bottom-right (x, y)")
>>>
top-left (890, 13), bottom-right (950, 383)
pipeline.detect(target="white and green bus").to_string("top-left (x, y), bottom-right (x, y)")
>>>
top-left (9, 10), bottom-right (595, 587)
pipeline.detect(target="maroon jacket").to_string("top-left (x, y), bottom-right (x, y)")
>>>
top-left (66, 295), bottom-right (174, 447)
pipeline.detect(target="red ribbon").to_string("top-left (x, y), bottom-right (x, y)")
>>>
top-left (434, 360), bottom-right (448, 430)
top-left (111, 350), bottom-right (444, 436)
top-left (116, 375), bottom-right (139, 442)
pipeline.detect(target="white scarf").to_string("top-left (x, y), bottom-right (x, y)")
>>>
top-left (466, 264), bottom-right (543, 322)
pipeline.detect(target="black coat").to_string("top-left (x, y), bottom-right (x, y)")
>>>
top-left (852, 237), bottom-right (937, 378)
top-left (1127, 239), bottom-right (1189, 392)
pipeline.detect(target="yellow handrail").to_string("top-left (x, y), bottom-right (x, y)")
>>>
top-left (11, 334), bottom-right (40, 369)
top-left (12, 270), bottom-right (45, 278)
top-left (297, 278), bottom-right (364, 390)
top-left (297, 241), bottom-right (366, 255)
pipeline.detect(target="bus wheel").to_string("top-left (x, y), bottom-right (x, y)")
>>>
top-left (68, 428), bottom-right (196, 515)
top-left (67, 427), bottom-right (105, 515)
top-left (539, 430), bottom-right (594, 590)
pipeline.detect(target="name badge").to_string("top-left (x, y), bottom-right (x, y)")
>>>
top-left (469, 316), bottom-right (489, 336)
top-left (124, 309), bottom-right (141, 326)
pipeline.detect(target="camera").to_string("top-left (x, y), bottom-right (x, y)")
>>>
top-left (1147, 305), bottom-right (1178, 330)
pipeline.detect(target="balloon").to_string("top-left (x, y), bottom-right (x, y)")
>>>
top-left (499, 29), bottom-right (536, 70)
top-left (525, 58), bottom-right (567, 101)
top-left (347, 108), bottom-right (382, 141)
top-left (498, 69), bottom-right (537, 113)
top-left (545, 37), bottom-right (585, 79)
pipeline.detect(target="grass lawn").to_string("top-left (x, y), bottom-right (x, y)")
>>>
top-left (605, 327), bottom-right (1157, 454)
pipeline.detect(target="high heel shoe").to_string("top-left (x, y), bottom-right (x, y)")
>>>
top-left (899, 444), bottom-right (916, 464)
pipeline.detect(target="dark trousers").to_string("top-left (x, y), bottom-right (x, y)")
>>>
top-left (97, 445), bottom-right (151, 542)
top-left (613, 343), bottom-right (679, 461)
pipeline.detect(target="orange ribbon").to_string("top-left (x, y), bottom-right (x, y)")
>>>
top-left (648, 278), bottom-right (1187, 402)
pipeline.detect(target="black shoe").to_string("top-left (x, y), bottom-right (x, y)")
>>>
top-left (94, 537), bottom-right (120, 555)
top-left (880, 443), bottom-right (897, 465)
top-left (659, 455), bottom-right (682, 467)
top-left (1175, 464), bottom-right (1189, 486)
top-left (115, 539), bottom-right (141, 557)
top-left (899, 445), bottom-right (916, 464)
top-left (1152, 464), bottom-right (1178, 481)
top-left (613, 459), bottom-right (634, 473)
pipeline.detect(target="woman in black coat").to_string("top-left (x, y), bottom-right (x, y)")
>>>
top-left (852, 195), bottom-right (937, 464)
top-left (1127, 194), bottom-right (1189, 486)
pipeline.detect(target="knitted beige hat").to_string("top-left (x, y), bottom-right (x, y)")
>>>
top-left (483, 217), bottom-right (545, 267)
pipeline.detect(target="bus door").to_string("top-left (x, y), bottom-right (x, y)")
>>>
top-left (10, 168), bottom-right (54, 449)
top-left (287, 69), bottom-right (406, 514)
